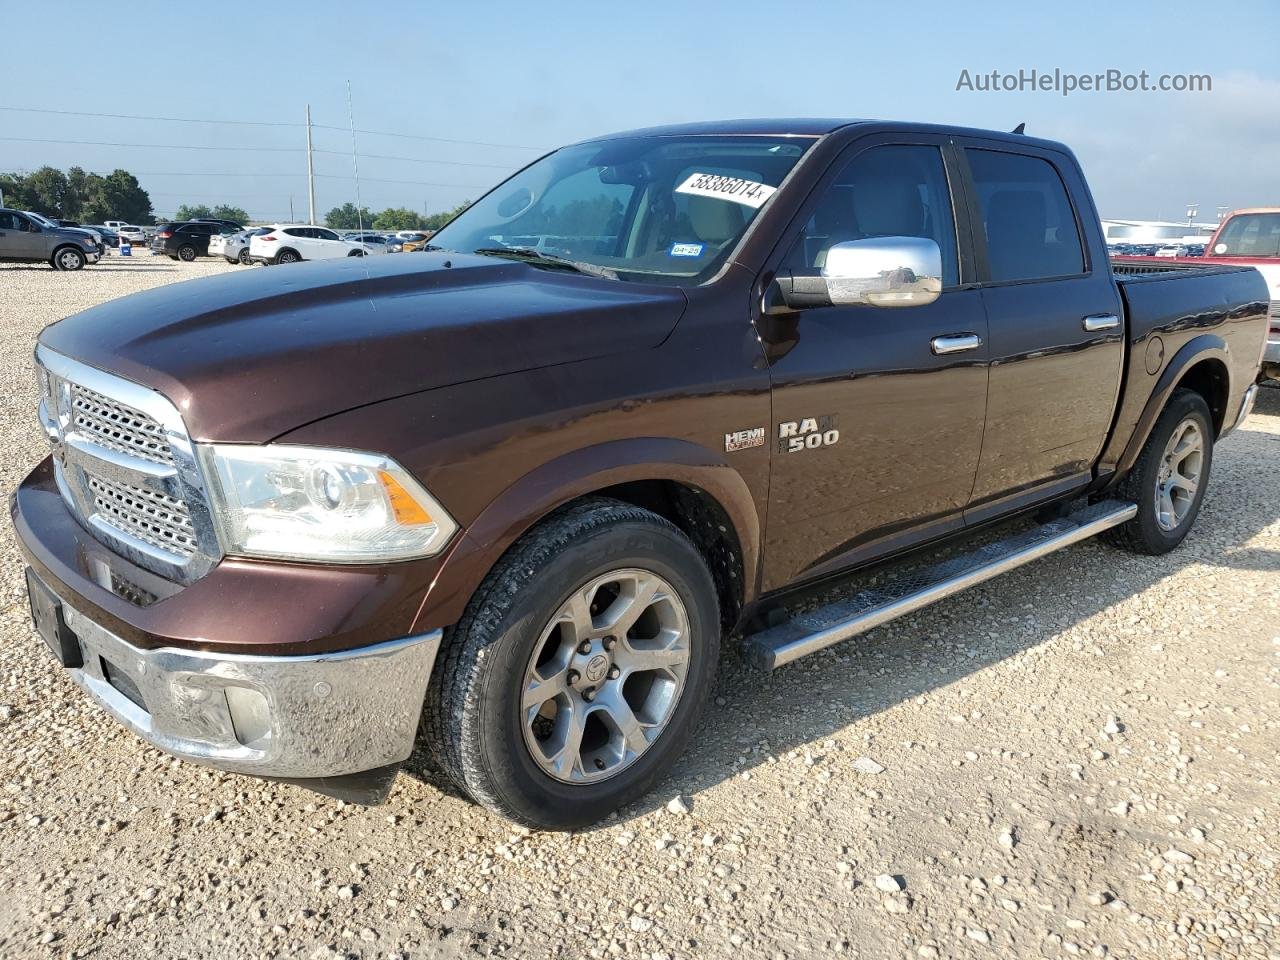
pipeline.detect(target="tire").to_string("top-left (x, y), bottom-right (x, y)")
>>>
top-left (238, 248), bottom-right (252, 265)
top-left (1105, 388), bottom-right (1213, 555)
top-left (51, 246), bottom-right (86, 271)
top-left (423, 498), bottom-right (720, 829)
top-left (276, 249), bottom-right (301, 264)
top-left (178, 245), bottom-right (197, 262)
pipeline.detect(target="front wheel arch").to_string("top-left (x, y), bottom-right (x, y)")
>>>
top-left (409, 440), bottom-right (761, 634)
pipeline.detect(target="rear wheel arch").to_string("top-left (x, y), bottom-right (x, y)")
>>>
top-left (1174, 357), bottom-right (1230, 437)
top-left (1114, 336), bottom-right (1230, 480)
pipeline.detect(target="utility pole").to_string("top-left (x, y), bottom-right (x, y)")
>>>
top-left (306, 104), bottom-right (317, 226)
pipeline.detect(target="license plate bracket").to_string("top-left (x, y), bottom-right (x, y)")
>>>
top-left (25, 568), bottom-right (82, 668)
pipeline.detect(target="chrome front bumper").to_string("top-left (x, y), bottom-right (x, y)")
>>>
top-left (60, 603), bottom-right (439, 779)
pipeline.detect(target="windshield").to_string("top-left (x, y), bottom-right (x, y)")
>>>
top-left (1214, 213), bottom-right (1280, 257)
top-left (429, 135), bottom-right (814, 284)
top-left (24, 211), bottom-right (56, 228)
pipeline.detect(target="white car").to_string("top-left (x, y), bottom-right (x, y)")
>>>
top-left (249, 225), bottom-right (371, 265)
top-left (115, 225), bottom-right (146, 245)
top-left (1154, 244), bottom-right (1189, 258)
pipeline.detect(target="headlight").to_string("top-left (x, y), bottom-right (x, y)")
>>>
top-left (82, 237), bottom-right (96, 246)
top-left (199, 444), bottom-right (457, 563)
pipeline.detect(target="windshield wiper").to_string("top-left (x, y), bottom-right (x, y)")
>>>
top-left (471, 247), bottom-right (619, 280)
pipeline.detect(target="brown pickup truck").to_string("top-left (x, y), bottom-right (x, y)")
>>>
top-left (13, 119), bottom-right (1269, 829)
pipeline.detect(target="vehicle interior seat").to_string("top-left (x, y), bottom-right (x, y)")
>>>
top-left (688, 196), bottom-right (746, 250)
top-left (986, 189), bottom-right (1052, 279)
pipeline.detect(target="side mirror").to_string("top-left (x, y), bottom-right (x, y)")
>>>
top-left (767, 236), bottom-right (944, 313)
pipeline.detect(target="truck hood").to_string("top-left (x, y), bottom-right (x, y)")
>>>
top-left (38, 252), bottom-right (687, 441)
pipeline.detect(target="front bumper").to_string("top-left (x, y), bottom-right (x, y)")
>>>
top-left (13, 456), bottom-right (451, 792)
top-left (52, 596), bottom-right (438, 779)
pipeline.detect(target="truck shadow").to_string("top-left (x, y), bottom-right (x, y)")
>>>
top-left (401, 386), bottom-right (1280, 828)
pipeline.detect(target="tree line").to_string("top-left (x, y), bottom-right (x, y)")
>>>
top-left (0, 165), bottom-right (471, 231)
top-left (324, 201), bottom-right (472, 232)
top-left (0, 166), bottom-right (154, 224)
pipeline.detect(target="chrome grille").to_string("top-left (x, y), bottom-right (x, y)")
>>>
top-left (1269, 300), bottom-right (1280, 326)
top-left (86, 474), bottom-right (198, 557)
top-left (69, 383), bottom-right (175, 466)
top-left (37, 346), bottom-right (219, 584)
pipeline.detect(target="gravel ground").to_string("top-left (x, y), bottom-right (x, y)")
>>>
top-left (1, 256), bottom-right (1278, 960)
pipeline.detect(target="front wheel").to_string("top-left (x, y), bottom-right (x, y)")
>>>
top-left (1105, 388), bottom-right (1213, 555)
top-left (423, 498), bottom-right (720, 829)
top-left (52, 247), bottom-right (86, 271)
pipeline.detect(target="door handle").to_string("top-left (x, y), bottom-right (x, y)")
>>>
top-left (930, 333), bottom-right (982, 355)
top-left (1083, 313), bottom-right (1121, 332)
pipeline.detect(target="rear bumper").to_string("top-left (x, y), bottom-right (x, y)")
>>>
top-left (58, 599), bottom-right (438, 778)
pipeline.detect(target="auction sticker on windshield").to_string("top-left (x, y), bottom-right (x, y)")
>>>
top-left (675, 172), bottom-right (777, 209)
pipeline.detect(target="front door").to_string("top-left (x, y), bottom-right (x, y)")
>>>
top-left (0, 211), bottom-right (45, 260)
top-left (956, 142), bottom-right (1125, 519)
top-left (757, 139), bottom-right (989, 591)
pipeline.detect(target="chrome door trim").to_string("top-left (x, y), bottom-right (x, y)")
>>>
top-left (930, 333), bottom-right (982, 355)
top-left (1083, 313), bottom-right (1121, 332)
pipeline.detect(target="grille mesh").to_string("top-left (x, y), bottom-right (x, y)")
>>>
top-left (70, 383), bottom-right (174, 466)
top-left (87, 474), bottom-right (198, 558)
top-left (1269, 300), bottom-right (1280, 325)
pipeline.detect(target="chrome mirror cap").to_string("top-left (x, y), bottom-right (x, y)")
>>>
top-left (822, 236), bottom-right (943, 308)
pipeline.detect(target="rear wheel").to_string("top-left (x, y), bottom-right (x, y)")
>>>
top-left (1105, 388), bottom-right (1213, 554)
top-left (238, 248), bottom-right (252, 265)
top-left (178, 245), bottom-right (197, 262)
top-left (276, 249), bottom-right (301, 264)
top-left (423, 498), bottom-right (719, 829)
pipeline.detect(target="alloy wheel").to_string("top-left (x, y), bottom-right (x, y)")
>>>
top-left (520, 568), bottom-right (691, 784)
top-left (1155, 418), bottom-right (1204, 531)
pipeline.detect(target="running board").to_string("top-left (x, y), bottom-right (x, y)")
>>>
top-left (743, 499), bottom-right (1137, 671)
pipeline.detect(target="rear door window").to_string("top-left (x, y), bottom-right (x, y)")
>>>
top-left (967, 149), bottom-right (1085, 282)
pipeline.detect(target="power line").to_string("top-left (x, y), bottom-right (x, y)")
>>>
top-left (0, 104), bottom-right (545, 151)
top-left (310, 122), bottom-right (541, 151)
top-left (0, 135), bottom-right (301, 152)
top-left (11, 167), bottom-right (491, 189)
top-left (0, 105), bottom-right (303, 128)
top-left (312, 148), bottom-right (516, 169)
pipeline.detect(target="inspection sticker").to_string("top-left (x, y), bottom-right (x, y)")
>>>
top-left (669, 242), bottom-right (705, 257)
top-left (675, 172), bottom-right (777, 209)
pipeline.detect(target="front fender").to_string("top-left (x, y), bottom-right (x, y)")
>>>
top-left (409, 437), bottom-right (762, 632)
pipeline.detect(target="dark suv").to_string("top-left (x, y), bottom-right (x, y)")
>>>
top-left (150, 221), bottom-right (230, 261)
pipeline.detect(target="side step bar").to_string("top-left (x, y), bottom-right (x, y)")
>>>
top-left (743, 499), bottom-right (1137, 670)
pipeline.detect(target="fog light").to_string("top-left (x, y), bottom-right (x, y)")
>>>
top-left (224, 685), bottom-right (272, 748)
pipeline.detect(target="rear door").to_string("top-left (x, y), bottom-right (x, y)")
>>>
top-left (956, 140), bottom-right (1124, 521)
top-left (757, 136), bottom-right (990, 590)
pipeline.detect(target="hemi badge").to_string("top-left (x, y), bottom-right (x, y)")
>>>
top-left (725, 427), bottom-right (766, 452)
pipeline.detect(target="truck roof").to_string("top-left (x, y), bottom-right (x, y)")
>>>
top-left (577, 118), bottom-right (1072, 153)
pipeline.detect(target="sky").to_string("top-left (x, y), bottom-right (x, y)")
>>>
top-left (2, 0), bottom-right (1276, 224)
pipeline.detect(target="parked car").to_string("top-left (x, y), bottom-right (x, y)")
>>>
top-left (1186, 208), bottom-right (1280, 381)
top-left (211, 227), bottom-right (271, 265)
top-left (401, 234), bottom-right (436, 252)
top-left (191, 217), bottom-right (244, 232)
top-left (24, 212), bottom-right (105, 259)
top-left (394, 230), bottom-right (429, 242)
top-left (345, 232), bottom-right (397, 254)
top-left (1154, 244), bottom-right (1189, 258)
top-left (86, 225), bottom-right (120, 248)
top-left (0, 207), bottom-right (101, 269)
top-left (248, 224), bottom-right (371, 264)
top-left (116, 225), bottom-right (147, 246)
top-left (149, 221), bottom-right (223, 261)
top-left (13, 119), bottom-right (1269, 830)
